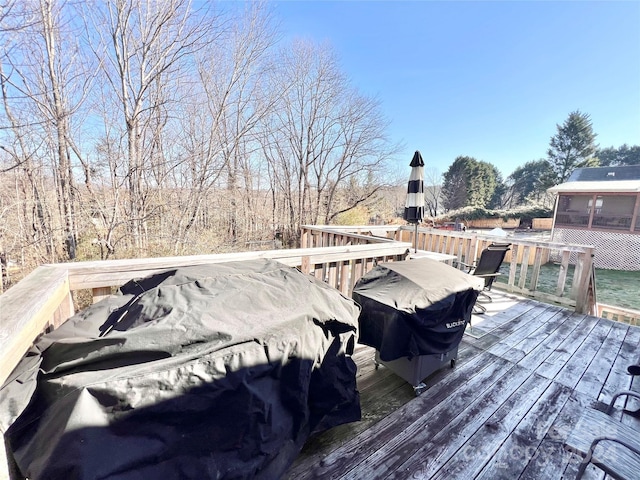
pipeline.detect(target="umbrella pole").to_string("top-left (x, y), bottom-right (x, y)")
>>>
top-left (414, 223), bottom-right (418, 253)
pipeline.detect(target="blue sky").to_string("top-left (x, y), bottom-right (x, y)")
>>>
top-left (272, 0), bottom-right (640, 178)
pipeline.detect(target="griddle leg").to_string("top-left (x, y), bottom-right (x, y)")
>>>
top-left (413, 382), bottom-right (428, 396)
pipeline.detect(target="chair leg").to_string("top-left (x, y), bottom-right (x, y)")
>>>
top-left (607, 390), bottom-right (640, 415)
top-left (477, 291), bottom-right (493, 303)
top-left (575, 457), bottom-right (589, 480)
top-left (608, 390), bottom-right (640, 412)
top-left (473, 303), bottom-right (486, 315)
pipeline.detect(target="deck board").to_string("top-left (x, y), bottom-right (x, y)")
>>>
top-left (574, 321), bottom-right (628, 397)
top-left (518, 391), bottom-right (597, 480)
top-left (286, 291), bottom-right (640, 479)
top-left (535, 313), bottom-right (596, 380)
top-left (288, 351), bottom-right (510, 479)
top-left (347, 357), bottom-right (522, 479)
top-left (474, 381), bottom-right (573, 480)
top-left (554, 318), bottom-right (613, 389)
top-left (487, 306), bottom-right (566, 362)
top-left (516, 310), bottom-right (583, 372)
top-left (385, 364), bottom-right (538, 480)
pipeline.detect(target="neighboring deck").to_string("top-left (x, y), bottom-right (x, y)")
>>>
top-left (287, 291), bottom-right (640, 480)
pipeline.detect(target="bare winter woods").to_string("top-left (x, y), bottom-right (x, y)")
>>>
top-left (0, 0), bottom-right (399, 285)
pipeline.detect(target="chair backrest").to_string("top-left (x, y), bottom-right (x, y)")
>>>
top-left (473, 243), bottom-right (511, 288)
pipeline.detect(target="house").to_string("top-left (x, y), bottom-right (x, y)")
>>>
top-left (548, 165), bottom-right (640, 270)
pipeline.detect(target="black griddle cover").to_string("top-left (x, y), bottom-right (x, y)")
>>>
top-left (0, 259), bottom-right (361, 479)
top-left (352, 258), bottom-right (481, 362)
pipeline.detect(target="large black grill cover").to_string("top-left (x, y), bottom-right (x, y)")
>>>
top-left (352, 258), bottom-right (482, 362)
top-left (0, 259), bottom-right (361, 479)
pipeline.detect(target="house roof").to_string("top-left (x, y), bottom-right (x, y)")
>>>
top-left (548, 166), bottom-right (640, 193)
top-left (548, 180), bottom-right (640, 193)
top-left (568, 165), bottom-right (640, 181)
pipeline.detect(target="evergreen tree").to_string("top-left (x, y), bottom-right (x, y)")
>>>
top-left (442, 156), bottom-right (473, 210)
top-left (442, 156), bottom-right (502, 210)
top-left (547, 110), bottom-right (598, 184)
top-left (597, 144), bottom-right (640, 166)
top-left (505, 159), bottom-right (554, 207)
top-left (487, 166), bottom-right (506, 209)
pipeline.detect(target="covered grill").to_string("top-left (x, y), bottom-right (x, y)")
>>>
top-left (352, 257), bottom-right (482, 394)
top-left (0, 259), bottom-right (361, 479)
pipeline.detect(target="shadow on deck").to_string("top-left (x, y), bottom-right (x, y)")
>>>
top-left (287, 291), bottom-right (640, 479)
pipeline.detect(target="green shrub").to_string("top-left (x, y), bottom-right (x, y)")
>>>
top-left (438, 205), bottom-right (553, 223)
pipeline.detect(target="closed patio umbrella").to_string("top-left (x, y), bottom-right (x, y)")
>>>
top-left (403, 151), bottom-right (425, 252)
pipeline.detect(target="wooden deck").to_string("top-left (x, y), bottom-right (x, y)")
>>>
top-left (286, 291), bottom-right (640, 479)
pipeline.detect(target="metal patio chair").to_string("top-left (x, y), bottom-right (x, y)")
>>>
top-left (566, 390), bottom-right (640, 479)
top-left (457, 242), bottom-right (511, 314)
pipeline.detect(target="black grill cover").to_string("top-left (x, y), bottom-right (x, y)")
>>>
top-left (0, 259), bottom-right (361, 479)
top-left (352, 258), bottom-right (482, 362)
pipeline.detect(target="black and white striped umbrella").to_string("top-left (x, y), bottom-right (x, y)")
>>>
top-left (403, 151), bottom-right (425, 252)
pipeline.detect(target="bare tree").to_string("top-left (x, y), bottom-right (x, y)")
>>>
top-left (260, 40), bottom-right (396, 245)
top-left (87, 0), bottom-right (210, 252)
top-left (178, 2), bottom-right (278, 249)
top-left (423, 167), bottom-right (442, 218)
top-left (0, 60), bottom-right (56, 264)
top-left (1, 0), bottom-right (101, 263)
top-left (35, 0), bottom-right (86, 259)
top-left (0, 1), bottom-right (402, 271)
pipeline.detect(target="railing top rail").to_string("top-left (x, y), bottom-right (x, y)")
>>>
top-left (302, 225), bottom-right (397, 242)
top-left (56, 242), bottom-right (412, 290)
top-left (303, 224), bottom-right (399, 231)
top-left (0, 242), bottom-right (412, 388)
top-left (0, 265), bottom-right (70, 389)
top-left (394, 225), bottom-right (596, 252)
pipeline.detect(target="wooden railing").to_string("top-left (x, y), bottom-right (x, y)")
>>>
top-left (598, 303), bottom-right (640, 326)
top-left (0, 224), bottom-right (602, 478)
top-left (0, 240), bottom-right (416, 478)
top-left (0, 242), bottom-right (412, 390)
top-left (302, 225), bottom-right (597, 315)
top-left (300, 225), bottom-right (397, 248)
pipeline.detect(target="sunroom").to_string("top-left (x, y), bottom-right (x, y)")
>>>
top-left (548, 166), bottom-right (640, 270)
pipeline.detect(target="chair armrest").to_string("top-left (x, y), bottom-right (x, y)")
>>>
top-left (588, 435), bottom-right (640, 457)
top-left (608, 390), bottom-right (640, 413)
top-left (453, 260), bottom-right (474, 271)
top-left (568, 408), bottom-right (640, 480)
top-left (577, 435), bottom-right (640, 480)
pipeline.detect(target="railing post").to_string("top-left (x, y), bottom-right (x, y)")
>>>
top-left (52, 291), bottom-right (75, 329)
top-left (574, 248), bottom-right (595, 314)
top-left (529, 247), bottom-right (544, 290)
top-left (92, 286), bottom-right (112, 304)
top-left (301, 256), bottom-right (311, 275)
top-left (556, 250), bottom-right (571, 297)
top-left (508, 244), bottom-right (518, 290)
top-left (339, 261), bottom-right (349, 295)
top-left (518, 246), bottom-right (530, 289)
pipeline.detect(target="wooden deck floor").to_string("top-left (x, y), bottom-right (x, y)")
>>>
top-left (286, 291), bottom-right (640, 480)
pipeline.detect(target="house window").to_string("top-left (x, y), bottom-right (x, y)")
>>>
top-left (587, 197), bottom-right (603, 214)
top-left (591, 195), bottom-right (635, 230)
top-left (556, 195), bottom-right (590, 226)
